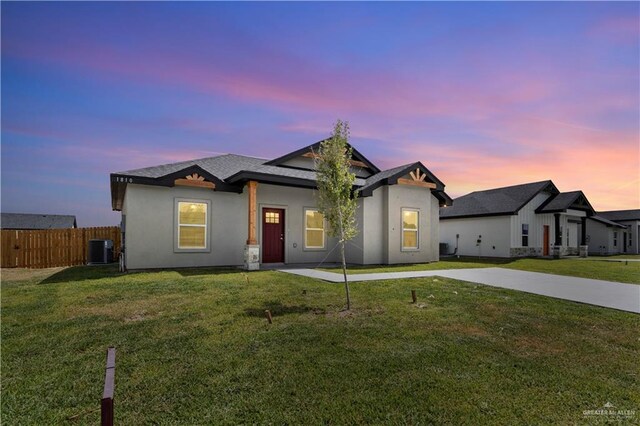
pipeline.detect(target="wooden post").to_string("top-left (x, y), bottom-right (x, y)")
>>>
top-left (101, 347), bottom-right (116, 426)
top-left (246, 181), bottom-right (258, 245)
top-left (264, 310), bottom-right (273, 324)
top-left (411, 290), bottom-right (417, 304)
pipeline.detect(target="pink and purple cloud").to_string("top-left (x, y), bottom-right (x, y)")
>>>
top-left (1, 2), bottom-right (638, 226)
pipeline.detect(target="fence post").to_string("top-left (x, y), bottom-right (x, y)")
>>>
top-left (101, 347), bottom-right (116, 426)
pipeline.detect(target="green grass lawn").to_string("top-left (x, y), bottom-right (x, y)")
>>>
top-left (2, 265), bottom-right (639, 424)
top-left (323, 257), bottom-right (640, 284)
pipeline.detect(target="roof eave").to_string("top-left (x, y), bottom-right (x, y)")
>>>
top-left (440, 211), bottom-right (518, 220)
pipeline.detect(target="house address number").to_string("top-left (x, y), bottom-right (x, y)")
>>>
top-left (113, 177), bottom-right (134, 183)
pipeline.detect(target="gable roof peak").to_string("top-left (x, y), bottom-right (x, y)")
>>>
top-left (264, 139), bottom-right (381, 173)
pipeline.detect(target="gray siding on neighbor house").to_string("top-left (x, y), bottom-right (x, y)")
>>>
top-left (622, 221), bottom-right (639, 254)
top-left (610, 220), bottom-right (639, 255)
top-left (585, 219), bottom-right (631, 255)
top-left (509, 192), bottom-right (551, 249)
top-left (441, 193), bottom-right (588, 258)
top-left (440, 215), bottom-right (512, 257)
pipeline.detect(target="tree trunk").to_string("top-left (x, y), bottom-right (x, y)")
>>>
top-left (341, 239), bottom-right (350, 310)
top-left (339, 211), bottom-right (351, 310)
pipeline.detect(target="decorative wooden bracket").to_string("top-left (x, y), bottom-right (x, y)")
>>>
top-left (409, 168), bottom-right (426, 182)
top-left (398, 168), bottom-right (436, 189)
top-left (186, 173), bottom-right (205, 181)
top-left (174, 173), bottom-right (216, 189)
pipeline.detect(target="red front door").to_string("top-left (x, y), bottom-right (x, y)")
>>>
top-left (543, 225), bottom-right (549, 256)
top-left (262, 208), bottom-right (285, 263)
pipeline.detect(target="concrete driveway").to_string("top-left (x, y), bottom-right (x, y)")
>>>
top-left (279, 267), bottom-right (640, 314)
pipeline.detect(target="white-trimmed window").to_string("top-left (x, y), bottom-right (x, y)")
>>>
top-left (304, 209), bottom-right (325, 249)
top-left (522, 224), bottom-right (529, 247)
top-left (177, 201), bottom-right (208, 249)
top-left (613, 231), bottom-right (618, 247)
top-left (402, 209), bottom-right (419, 250)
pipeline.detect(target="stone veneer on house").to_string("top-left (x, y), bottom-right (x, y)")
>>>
top-left (509, 247), bottom-right (543, 257)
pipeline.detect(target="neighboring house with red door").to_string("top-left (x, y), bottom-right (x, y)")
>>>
top-left (110, 141), bottom-right (451, 270)
top-left (439, 181), bottom-right (596, 258)
top-left (586, 209), bottom-right (639, 255)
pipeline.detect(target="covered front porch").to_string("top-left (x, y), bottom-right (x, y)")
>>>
top-left (536, 190), bottom-right (596, 258)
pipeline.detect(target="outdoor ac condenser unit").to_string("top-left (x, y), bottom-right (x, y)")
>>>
top-left (88, 239), bottom-right (114, 265)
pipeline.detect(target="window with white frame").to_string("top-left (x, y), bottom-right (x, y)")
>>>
top-left (177, 201), bottom-right (208, 249)
top-left (522, 224), bottom-right (529, 247)
top-left (402, 209), bottom-right (419, 250)
top-left (304, 209), bottom-right (325, 249)
top-left (613, 231), bottom-right (618, 247)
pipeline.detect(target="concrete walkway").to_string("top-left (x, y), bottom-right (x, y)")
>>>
top-left (279, 267), bottom-right (640, 314)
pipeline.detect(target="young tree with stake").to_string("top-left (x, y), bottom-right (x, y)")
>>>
top-left (315, 120), bottom-right (359, 310)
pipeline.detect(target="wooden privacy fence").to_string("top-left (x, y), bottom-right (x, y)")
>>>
top-left (1, 226), bottom-right (120, 268)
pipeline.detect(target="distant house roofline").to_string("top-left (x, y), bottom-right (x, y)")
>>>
top-left (1, 213), bottom-right (77, 230)
top-left (440, 180), bottom-right (559, 219)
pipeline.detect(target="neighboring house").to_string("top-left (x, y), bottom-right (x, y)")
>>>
top-left (1, 213), bottom-right (77, 230)
top-left (585, 215), bottom-right (628, 255)
top-left (588, 209), bottom-right (640, 255)
top-left (110, 141), bottom-right (451, 270)
top-left (440, 180), bottom-right (595, 258)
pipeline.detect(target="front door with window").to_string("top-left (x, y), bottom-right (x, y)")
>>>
top-left (262, 208), bottom-right (285, 263)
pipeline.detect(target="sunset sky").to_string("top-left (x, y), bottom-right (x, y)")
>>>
top-left (2, 2), bottom-right (638, 226)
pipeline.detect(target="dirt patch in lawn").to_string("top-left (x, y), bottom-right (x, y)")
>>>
top-left (1, 267), bottom-right (67, 283)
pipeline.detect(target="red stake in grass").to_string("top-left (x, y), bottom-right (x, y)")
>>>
top-left (265, 310), bottom-right (273, 324)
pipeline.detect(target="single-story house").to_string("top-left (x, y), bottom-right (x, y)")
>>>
top-left (585, 215), bottom-right (628, 255)
top-left (110, 141), bottom-right (451, 270)
top-left (1, 213), bottom-right (77, 230)
top-left (587, 209), bottom-right (639, 255)
top-left (440, 180), bottom-right (595, 258)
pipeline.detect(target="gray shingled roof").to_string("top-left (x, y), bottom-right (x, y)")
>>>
top-left (440, 180), bottom-right (554, 219)
top-left (598, 209), bottom-right (640, 222)
top-left (359, 163), bottom-right (414, 193)
top-left (118, 153), bottom-right (369, 186)
top-left (1, 213), bottom-right (77, 230)
top-left (536, 191), bottom-right (582, 212)
top-left (111, 145), bottom-right (450, 211)
top-left (590, 215), bottom-right (627, 228)
top-left (118, 154), bottom-right (267, 180)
